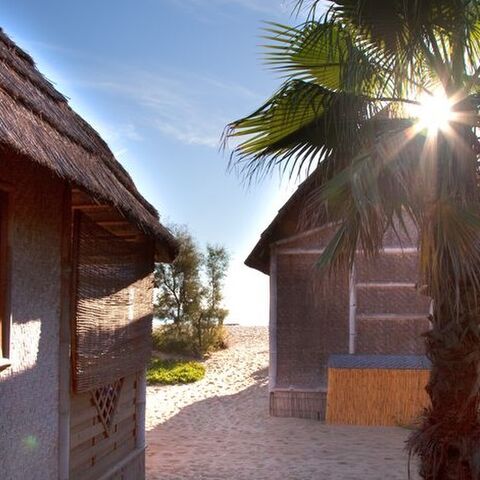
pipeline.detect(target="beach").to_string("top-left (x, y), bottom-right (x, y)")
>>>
top-left (146, 326), bottom-right (418, 480)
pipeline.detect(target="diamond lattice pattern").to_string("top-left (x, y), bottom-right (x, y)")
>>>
top-left (91, 378), bottom-right (123, 435)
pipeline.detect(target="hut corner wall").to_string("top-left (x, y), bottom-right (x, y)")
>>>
top-left (267, 218), bottom-right (430, 423)
top-left (268, 247), bottom-right (277, 391)
top-left (0, 156), bottom-right (65, 479)
top-left (268, 225), bottom-right (350, 421)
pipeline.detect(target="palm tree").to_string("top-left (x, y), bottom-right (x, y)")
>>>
top-left (225, 1), bottom-right (480, 478)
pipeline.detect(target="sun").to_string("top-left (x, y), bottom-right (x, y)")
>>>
top-left (414, 89), bottom-right (454, 134)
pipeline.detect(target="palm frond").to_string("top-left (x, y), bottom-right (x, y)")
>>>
top-left (302, 121), bottom-right (422, 272)
top-left (227, 0), bottom-right (480, 313)
top-left (224, 79), bottom-right (378, 182)
top-left (262, 21), bottom-right (394, 98)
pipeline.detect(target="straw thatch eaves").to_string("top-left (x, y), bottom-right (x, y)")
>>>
top-left (246, 172), bottom-right (325, 274)
top-left (0, 29), bottom-right (178, 261)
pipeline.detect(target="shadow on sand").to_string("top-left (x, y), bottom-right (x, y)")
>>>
top-left (146, 365), bottom-right (418, 480)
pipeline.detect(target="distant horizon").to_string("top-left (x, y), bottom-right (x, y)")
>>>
top-left (152, 318), bottom-right (267, 327)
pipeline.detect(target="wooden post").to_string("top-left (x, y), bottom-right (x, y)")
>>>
top-left (58, 185), bottom-right (73, 480)
top-left (0, 185), bottom-right (13, 362)
top-left (269, 247), bottom-right (278, 391)
top-left (135, 239), bottom-right (154, 452)
top-left (136, 368), bottom-right (147, 450)
top-left (348, 264), bottom-right (357, 355)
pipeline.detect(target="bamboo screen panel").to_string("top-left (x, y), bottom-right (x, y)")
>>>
top-left (326, 355), bottom-right (430, 425)
top-left (73, 213), bottom-right (153, 393)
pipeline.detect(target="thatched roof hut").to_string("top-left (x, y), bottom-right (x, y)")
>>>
top-left (0, 28), bottom-right (177, 260)
top-left (0, 29), bottom-right (177, 480)
top-left (247, 172), bottom-right (431, 425)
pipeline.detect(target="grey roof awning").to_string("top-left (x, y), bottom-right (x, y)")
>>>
top-left (328, 354), bottom-right (431, 370)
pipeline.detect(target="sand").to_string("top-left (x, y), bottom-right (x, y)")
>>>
top-left (146, 326), bottom-right (419, 480)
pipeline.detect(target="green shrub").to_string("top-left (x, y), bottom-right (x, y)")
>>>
top-left (147, 359), bottom-right (205, 385)
top-left (152, 324), bottom-right (228, 357)
top-left (205, 324), bottom-right (229, 351)
top-left (152, 326), bottom-right (191, 354)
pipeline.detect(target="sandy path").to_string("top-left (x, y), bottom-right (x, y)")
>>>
top-left (146, 326), bottom-right (419, 480)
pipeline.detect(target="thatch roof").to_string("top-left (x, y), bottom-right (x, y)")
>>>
top-left (245, 172), bottom-right (324, 274)
top-left (0, 29), bottom-right (178, 261)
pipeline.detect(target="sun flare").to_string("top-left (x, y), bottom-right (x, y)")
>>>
top-left (413, 89), bottom-right (454, 133)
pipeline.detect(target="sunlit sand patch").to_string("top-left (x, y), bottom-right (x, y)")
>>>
top-left (145, 326), bottom-right (418, 480)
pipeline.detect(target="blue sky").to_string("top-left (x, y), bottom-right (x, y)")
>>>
top-left (2, 0), bottom-right (306, 325)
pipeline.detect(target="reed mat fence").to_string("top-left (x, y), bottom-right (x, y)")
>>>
top-left (270, 389), bottom-right (327, 420)
top-left (73, 214), bottom-right (153, 393)
top-left (326, 367), bottom-right (430, 426)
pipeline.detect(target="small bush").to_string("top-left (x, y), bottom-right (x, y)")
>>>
top-left (152, 324), bottom-right (228, 357)
top-left (206, 325), bottom-right (229, 351)
top-left (147, 359), bottom-right (205, 385)
top-left (152, 326), bottom-right (191, 355)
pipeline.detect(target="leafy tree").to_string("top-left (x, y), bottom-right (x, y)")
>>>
top-left (154, 226), bottom-right (203, 328)
top-left (204, 244), bottom-right (230, 325)
top-left (154, 226), bottom-right (230, 355)
top-left (225, 1), bottom-right (480, 477)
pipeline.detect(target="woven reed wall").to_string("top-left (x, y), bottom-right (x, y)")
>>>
top-left (356, 317), bottom-right (430, 354)
top-left (356, 287), bottom-right (430, 316)
top-left (326, 368), bottom-right (430, 426)
top-left (277, 223), bottom-right (341, 249)
top-left (0, 156), bottom-right (65, 479)
top-left (270, 390), bottom-right (327, 420)
top-left (276, 253), bottom-right (349, 389)
top-left (272, 218), bottom-right (429, 421)
top-left (69, 373), bottom-right (138, 480)
top-left (73, 214), bottom-right (153, 393)
top-left (355, 252), bottom-right (419, 283)
top-left (382, 215), bottom-right (418, 247)
top-left (355, 251), bottom-right (430, 355)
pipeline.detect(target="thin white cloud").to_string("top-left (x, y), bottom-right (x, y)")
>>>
top-left (112, 148), bottom-right (128, 159)
top-left (73, 64), bottom-right (256, 149)
top-left (155, 121), bottom-right (219, 148)
top-left (101, 122), bottom-right (143, 143)
top-left (196, 74), bottom-right (261, 101)
top-left (79, 77), bottom-right (218, 147)
top-left (22, 36), bottom-right (263, 151)
top-left (120, 123), bottom-right (143, 142)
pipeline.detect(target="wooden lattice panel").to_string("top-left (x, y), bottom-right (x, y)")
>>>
top-left (69, 373), bottom-right (138, 480)
top-left (91, 378), bottom-right (123, 436)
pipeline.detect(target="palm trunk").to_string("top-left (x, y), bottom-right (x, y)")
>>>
top-left (409, 288), bottom-right (480, 480)
top-left (408, 115), bottom-right (480, 478)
